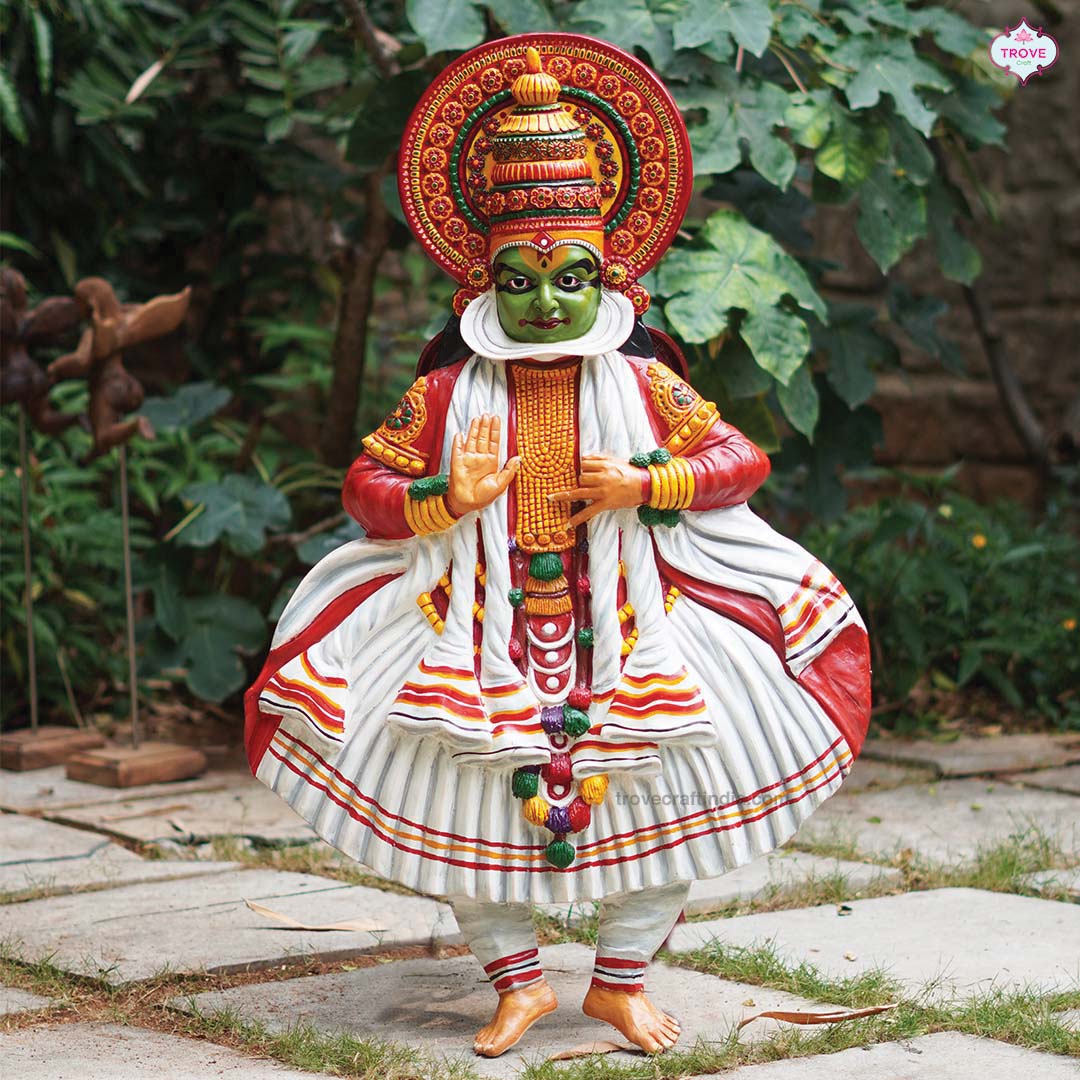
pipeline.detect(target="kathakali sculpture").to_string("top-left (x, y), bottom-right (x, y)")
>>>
top-left (246, 34), bottom-right (871, 1057)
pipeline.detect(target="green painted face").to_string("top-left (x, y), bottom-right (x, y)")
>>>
top-left (493, 244), bottom-right (602, 344)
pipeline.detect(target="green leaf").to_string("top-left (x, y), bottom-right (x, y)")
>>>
top-left (140, 382), bottom-right (232, 433)
top-left (177, 474), bottom-right (291, 556)
top-left (296, 518), bottom-right (365, 565)
top-left (180, 594), bottom-right (266, 702)
top-left (724, 395), bottom-right (780, 453)
top-left (483, 0), bottom-right (558, 33)
top-left (406, 0), bottom-right (485, 52)
top-left (776, 362), bottom-right (819, 438)
top-left (680, 74), bottom-right (795, 189)
top-left (717, 334), bottom-right (773, 397)
top-left (923, 75), bottom-right (1005, 147)
top-left (656, 209), bottom-right (825, 343)
top-left (741, 304), bottom-right (810, 385)
top-left (346, 70), bottom-right (429, 170)
top-left (815, 305), bottom-right (897, 407)
top-left (0, 66), bottom-right (28, 145)
top-left (673, 0), bottom-right (773, 58)
top-left (785, 89), bottom-right (834, 150)
top-left (855, 164), bottom-right (926, 272)
top-left (887, 283), bottom-right (964, 373)
top-left (0, 232), bottom-right (42, 258)
top-left (31, 10), bottom-right (53, 91)
top-left (569, 0), bottom-right (675, 73)
top-left (848, 0), bottom-right (921, 33)
top-left (776, 4), bottom-right (837, 48)
top-left (926, 176), bottom-right (982, 285)
top-left (916, 8), bottom-right (986, 58)
top-left (828, 35), bottom-right (950, 136)
top-left (815, 109), bottom-right (888, 187)
top-left (885, 111), bottom-right (933, 185)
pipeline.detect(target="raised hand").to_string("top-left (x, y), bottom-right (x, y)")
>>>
top-left (549, 453), bottom-right (648, 529)
top-left (447, 414), bottom-right (521, 517)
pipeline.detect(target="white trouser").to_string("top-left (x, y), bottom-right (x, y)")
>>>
top-left (451, 881), bottom-right (689, 994)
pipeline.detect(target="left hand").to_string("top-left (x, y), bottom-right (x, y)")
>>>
top-left (549, 454), bottom-right (647, 529)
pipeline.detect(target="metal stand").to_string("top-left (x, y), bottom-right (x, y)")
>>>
top-left (0, 409), bottom-right (105, 770)
top-left (19, 408), bottom-right (38, 733)
top-left (63, 442), bottom-right (206, 787)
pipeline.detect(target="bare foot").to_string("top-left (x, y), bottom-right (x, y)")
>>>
top-left (582, 985), bottom-right (681, 1054)
top-left (474, 979), bottom-right (558, 1057)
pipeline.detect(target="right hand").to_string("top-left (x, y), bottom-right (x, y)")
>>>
top-left (447, 414), bottom-right (521, 517)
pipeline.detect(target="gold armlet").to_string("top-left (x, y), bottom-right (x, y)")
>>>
top-left (404, 494), bottom-right (458, 535)
top-left (647, 457), bottom-right (695, 510)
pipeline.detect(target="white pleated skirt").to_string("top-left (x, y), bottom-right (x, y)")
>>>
top-left (256, 589), bottom-right (852, 904)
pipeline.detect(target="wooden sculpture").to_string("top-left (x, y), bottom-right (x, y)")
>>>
top-left (245, 37), bottom-right (872, 1058)
top-left (48, 277), bottom-right (191, 461)
top-left (0, 267), bottom-right (84, 433)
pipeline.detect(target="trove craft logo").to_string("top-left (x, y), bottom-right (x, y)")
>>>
top-left (989, 19), bottom-right (1059, 84)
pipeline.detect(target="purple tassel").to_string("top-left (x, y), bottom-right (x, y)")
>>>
top-left (547, 805), bottom-right (571, 834)
top-left (540, 706), bottom-right (564, 734)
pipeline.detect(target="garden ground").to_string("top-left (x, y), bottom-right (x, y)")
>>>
top-left (1, 732), bottom-right (1078, 1078)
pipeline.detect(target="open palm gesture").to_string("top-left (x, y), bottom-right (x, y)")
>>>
top-left (447, 414), bottom-right (521, 517)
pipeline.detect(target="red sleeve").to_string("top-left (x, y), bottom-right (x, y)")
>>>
top-left (684, 418), bottom-right (771, 510)
top-left (628, 355), bottom-right (771, 510)
top-left (342, 455), bottom-right (414, 540)
top-left (341, 361), bottom-right (465, 541)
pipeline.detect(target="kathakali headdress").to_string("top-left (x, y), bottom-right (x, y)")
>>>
top-left (398, 34), bottom-right (693, 317)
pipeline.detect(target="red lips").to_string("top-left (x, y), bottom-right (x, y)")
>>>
top-left (518, 317), bottom-right (571, 329)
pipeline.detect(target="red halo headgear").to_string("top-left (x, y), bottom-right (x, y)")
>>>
top-left (398, 34), bottom-right (693, 313)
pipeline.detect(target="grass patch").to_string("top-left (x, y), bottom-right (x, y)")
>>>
top-left (669, 937), bottom-right (902, 1009)
top-left (180, 1006), bottom-right (481, 1080)
top-left (201, 837), bottom-right (424, 897)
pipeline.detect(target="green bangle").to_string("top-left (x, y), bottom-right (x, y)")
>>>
top-left (407, 473), bottom-right (449, 501)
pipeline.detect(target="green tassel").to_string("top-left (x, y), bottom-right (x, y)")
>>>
top-left (629, 451), bottom-right (651, 468)
top-left (508, 587), bottom-right (525, 607)
top-left (562, 707), bottom-right (591, 738)
top-left (545, 838), bottom-right (576, 868)
top-left (660, 509), bottom-right (681, 528)
top-left (649, 447), bottom-right (673, 465)
top-left (511, 768), bottom-right (540, 799)
top-left (637, 506), bottom-right (663, 527)
top-left (407, 473), bottom-right (449, 501)
top-left (529, 552), bottom-right (564, 581)
top-left (576, 626), bottom-right (594, 648)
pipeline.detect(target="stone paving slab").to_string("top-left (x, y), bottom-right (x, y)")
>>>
top-left (709, 1031), bottom-right (1080, 1078)
top-left (669, 887), bottom-right (1080, 1002)
top-left (49, 785), bottom-right (315, 846)
top-left (862, 733), bottom-right (1080, 777)
top-left (2, 869), bottom-right (460, 983)
top-left (1009, 765), bottom-right (1080, 796)
top-left (796, 778), bottom-right (1080, 863)
top-left (840, 758), bottom-right (935, 793)
top-left (0, 985), bottom-right (54, 1015)
top-left (1024, 868), bottom-right (1080, 901)
top-left (172, 942), bottom-right (833, 1078)
top-left (0, 765), bottom-right (246, 813)
top-left (0, 815), bottom-right (238, 897)
top-left (0, 1022), bottom-right (312, 1078)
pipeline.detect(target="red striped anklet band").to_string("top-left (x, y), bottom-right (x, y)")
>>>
top-left (591, 955), bottom-right (647, 993)
top-left (483, 948), bottom-right (543, 993)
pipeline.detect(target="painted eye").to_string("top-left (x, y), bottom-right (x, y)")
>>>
top-left (555, 274), bottom-right (587, 291)
top-left (504, 276), bottom-right (533, 293)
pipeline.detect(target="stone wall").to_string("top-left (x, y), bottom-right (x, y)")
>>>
top-left (808, 0), bottom-right (1079, 505)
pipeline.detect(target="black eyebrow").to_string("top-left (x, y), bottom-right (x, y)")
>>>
top-left (559, 258), bottom-right (600, 276)
top-left (493, 261), bottom-right (530, 278)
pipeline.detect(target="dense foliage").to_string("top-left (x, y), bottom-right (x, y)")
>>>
top-left (3, 0), bottom-right (1048, 731)
top-left (803, 473), bottom-right (1080, 730)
